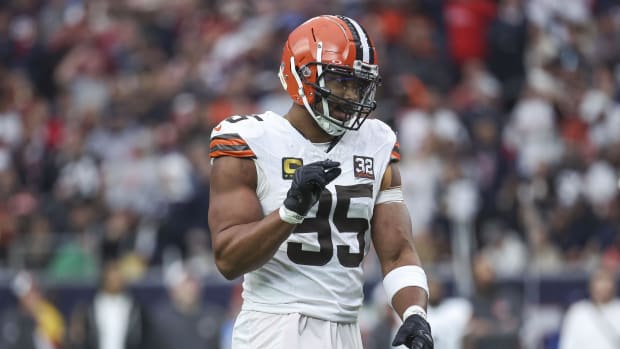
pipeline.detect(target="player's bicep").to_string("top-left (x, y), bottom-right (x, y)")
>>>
top-left (208, 156), bottom-right (263, 235)
top-left (373, 164), bottom-right (419, 273)
top-left (371, 201), bottom-right (419, 273)
top-left (380, 163), bottom-right (402, 190)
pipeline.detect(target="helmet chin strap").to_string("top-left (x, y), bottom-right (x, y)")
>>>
top-left (289, 43), bottom-right (346, 136)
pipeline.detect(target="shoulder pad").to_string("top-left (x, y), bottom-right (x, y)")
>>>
top-left (361, 118), bottom-right (396, 143)
top-left (361, 119), bottom-right (400, 163)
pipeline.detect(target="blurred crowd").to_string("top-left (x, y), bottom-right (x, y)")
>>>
top-left (1, 0), bottom-right (620, 348)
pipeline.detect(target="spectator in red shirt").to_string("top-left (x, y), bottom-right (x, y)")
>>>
top-left (444, 0), bottom-right (497, 67)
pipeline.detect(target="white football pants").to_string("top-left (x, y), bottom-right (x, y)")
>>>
top-left (231, 310), bottom-right (363, 349)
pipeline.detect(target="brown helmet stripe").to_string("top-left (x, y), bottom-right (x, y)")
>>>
top-left (336, 15), bottom-right (373, 64)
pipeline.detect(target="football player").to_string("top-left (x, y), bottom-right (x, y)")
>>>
top-left (208, 15), bottom-right (433, 349)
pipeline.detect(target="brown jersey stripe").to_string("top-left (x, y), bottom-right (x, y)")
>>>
top-left (210, 144), bottom-right (255, 157)
top-left (210, 133), bottom-right (248, 149)
top-left (210, 138), bottom-right (249, 147)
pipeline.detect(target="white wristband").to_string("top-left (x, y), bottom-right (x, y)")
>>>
top-left (383, 265), bottom-right (429, 305)
top-left (403, 305), bottom-right (427, 321)
top-left (279, 206), bottom-right (305, 224)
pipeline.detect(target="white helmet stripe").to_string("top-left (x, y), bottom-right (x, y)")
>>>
top-left (346, 17), bottom-right (370, 63)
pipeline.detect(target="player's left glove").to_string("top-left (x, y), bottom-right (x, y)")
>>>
top-left (278, 160), bottom-right (341, 224)
top-left (392, 314), bottom-right (434, 349)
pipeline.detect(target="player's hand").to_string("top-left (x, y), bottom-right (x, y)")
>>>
top-left (392, 314), bottom-right (434, 349)
top-left (283, 160), bottom-right (341, 216)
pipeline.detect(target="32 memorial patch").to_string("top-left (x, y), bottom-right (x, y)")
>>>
top-left (353, 156), bottom-right (374, 179)
top-left (282, 157), bottom-right (303, 179)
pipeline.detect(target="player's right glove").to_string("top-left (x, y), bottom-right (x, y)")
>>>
top-left (280, 160), bottom-right (341, 224)
top-left (392, 314), bottom-right (434, 349)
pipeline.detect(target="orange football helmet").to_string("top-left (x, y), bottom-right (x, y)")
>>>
top-left (278, 15), bottom-right (381, 136)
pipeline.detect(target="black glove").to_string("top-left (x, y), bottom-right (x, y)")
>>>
top-left (283, 160), bottom-right (341, 216)
top-left (392, 314), bottom-right (434, 349)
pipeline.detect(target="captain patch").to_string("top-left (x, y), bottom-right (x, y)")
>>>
top-left (282, 157), bottom-right (303, 179)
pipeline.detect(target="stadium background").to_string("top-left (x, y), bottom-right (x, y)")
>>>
top-left (0, 0), bottom-right (619, 348)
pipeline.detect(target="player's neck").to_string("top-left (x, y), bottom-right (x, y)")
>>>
top-left (284, 107), bottom-right (335, 143)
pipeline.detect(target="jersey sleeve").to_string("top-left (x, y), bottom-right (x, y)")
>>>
top-left (209, 133), bottom-right (256, 159)
top-left (209, 116), bottom-right (263, 159)
top-left (390, 141), bottom-right (401, 163)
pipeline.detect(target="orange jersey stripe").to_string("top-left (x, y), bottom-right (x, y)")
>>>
top-left (209, 133), bottom-right (255, 159)
top-left (210, 137), bottom-right (248, 148)
top-left (210, 149), bottom-right (256, 158)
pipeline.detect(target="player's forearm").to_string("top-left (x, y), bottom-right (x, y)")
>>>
top-left (381, 249), bottom-right (428, 317)
top-left (391, 285), bottom-right (429, 319)
top-left (212, 211), bottom-right (295, 279)
top-left (371, 201), bottom-right (429, 318)
top-left (379, 245), bottom-right (422, 275)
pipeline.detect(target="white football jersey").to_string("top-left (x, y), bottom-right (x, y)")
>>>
top-left (210, 111), bottom-right (400, 322)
